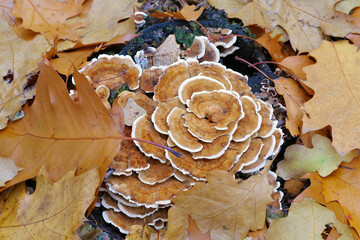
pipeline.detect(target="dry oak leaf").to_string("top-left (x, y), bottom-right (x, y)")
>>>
top-left (0, 15), bottom-right (49, 130)
top-left (0, 157), bottom-right (23, 187)
top-left (236, 0), bottom-right (360, 52)
top-left (302, 40), bottom-right (360, 156)
top-left (150, 4), bottom-right (205, 22)
top-left (277, 134), bottom-right (359, 180)
top-left (167, 170), bottom-right (275, 240)
top-left (0, 61), bottom-right (123, 189)
top-left (304, 157), bottom-right (360, 235)
top-left (0, 166), bottom-right (99, 239)
top-left (265, 198), bottom-right (353, 240)
top-left (12, 0), bottom-right (86, 43)
top-left (207, 0), bottom-right (250, 18)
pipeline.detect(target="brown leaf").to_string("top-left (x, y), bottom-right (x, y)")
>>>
top-left (104, 32), bottom-right (140, 47)
top-left (188, 216), bottom-right (210, 240)
top-left (0, 60), bottom-right (123, 189)
top-left (302, 40), bottom-right (360, 156)
top-left (168, 170), bottom-right (275, 240)
top-left (12, 0), bottom-right (87, 43)
top-left (150, 4), bottom-right (205, 22)
top-left (256, 33), bottom-right (289, 62)
top-left (0, 166), bottom-right (99, 239)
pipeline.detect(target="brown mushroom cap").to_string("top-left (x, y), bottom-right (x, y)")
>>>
top-left (198, 37), bottom-right (220, 62)
top-left (107, 174), bottom-right (190, 207)
top-left (178, 76), bottom-right (226, 104)
top-left (132, 115), bottom-right (167, 163)
top-left (233, 96), bottom-right (261, 142)
top-left (95, 85), bottom-right (111, 109)
top-left (151, 97), bottom-right (184, 135)
top-left (198, 62), bottom-right (232, 90)
top-left (213, 35), bottom-right (237, 49)
top-left (187, 89), bottom-right (244, 130)
top-left (117, 200), bottom-right (158, 218)
top-left (257, 100), bottom-right (278, 138)
top-left (272, 129), bottom-right (284, 155)
top-left (219, 45), bottom-right (239, 57)
top-left (102, 192), bottom-right (120, 212)
top-left (154, 60), bottom-right (190, 101)
top-left (134, 11), bottom-right (147, 26)
top-left (139, 66), bottom-right (164, 93)
top-left (183, 36), bottom-right (206, 59)
top-left (116, 91), bottom-right (157, 116)
top-left (225, 68), bottom-right (250, 94)
top-left (80, 54), bottom-right (142, 90)
top-left (167, 107), bottom-right (203, 152)
top-left (192, 134), bottom-right (232, 159)
top-left (137, 159), bottom-right (175, 185)
top-left (184, 113), bottom-right (237, 142)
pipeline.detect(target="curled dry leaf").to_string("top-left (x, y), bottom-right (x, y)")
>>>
top-left (265, 198), bottom-right (353, 240)
top-left (150, 4), bottom-right (205, 22)
top-left (0, 166), bottom-right (99, 239)
top-left (0, 61), bottom-right (123, 189)
top-left (302, 40), bottom-right (360, 156)
top-left (166, 170), bottom-right (276, 240)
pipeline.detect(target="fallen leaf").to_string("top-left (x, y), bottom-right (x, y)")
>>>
top-left (236, 0), bottom-right (360, 52)
top-left (0, 15), bottom-right (50, 130)
top-left (207, 0), bottom-right (250, 18)
top-left (0, 156), bottom-right (23, 187)
top-left (12, 0), bottom-right (86, 43)
top-left (104, 32), bottom-right (140, 47)
top-left (283, 179), bottom-right (306, 198)
top-left (153, 34), bottom-right (181, 66)
top-left (169, 170), bottom-right (275, 240)
top-left (248, 224), bottom-right (267, 240)
top-left (123, 98), bottom-right (147, 126)
top-left (125, 225), bottom-right (157, 240)
top-left (302, 40), bottom-right (360, 156)
top-left (274, 77), bottom-right (311, 136)
top-left (0, 0), bottom-right (14, 25)
top-left (164, 206), bottom-right (189, 240)
top-left (299, 127), bottom-right (331, 148)
top-left (256, 33), bottom-right (289, 62)
top-left (0, 166), bottom-right (99, 239)
top-left (265, 198), bottom-right (353, 240)
top-left (187, 216), bottom-right (211, 240)
top-left (0, 60), bottom-right (123, 189)
top-left (150, 4), bottom-right (205, 22)
top-left (277, 134), bottom-right (359, 180)
top-left (305, 157), bottom-right (360, 235)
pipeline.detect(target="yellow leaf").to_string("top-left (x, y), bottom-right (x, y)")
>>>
top-left (302, 40), bottom-right (360, 156)
top-left (0, 166), bottom-right (99, 239)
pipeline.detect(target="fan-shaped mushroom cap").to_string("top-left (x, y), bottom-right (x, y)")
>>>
top-left (199, 62), bottom-right (232, 90)
top-left (184, 113), bottom-right (237, 142)
top-left (151, 97), bottom-right (184, 135)
top-left (110, 126), bottom-right (150, 175)
top-left (132, 115), bottom-right (167, 163)
top-left (187, 89), bottom-right (244, 130)
top-left (225, 68), bottom-right (250, 94)
top-left (95, 85), bottom-right (111, 109)
top-left (117, 91), bottom-right (135, 108)
top-left (167, 107), bottom-right (203, 152)
top-left (116, 91), bottom-right (157, 116)
top-left (154, 60), bottom-right (190, 101)
top-left (192, 135), bottom-right (232, 159)
top-left (213, 35), bottom-right (237, 49)
top-left (134, 11), bottom-right (147, 27)
top-left (186, 58), bottom-right (201, 77)
top-left (257, 100), bottom-right (278, 138)
top-left (183, 36), bottom-right (206, 59)
top-left (116, 199), bottom-right (158, 218)
top-left (107, 190), bottom-right (139, 208)
top-left (178, 76), bottom-right (226, 104)
top-left (229, 139), bottom-right (264, 175)
top-left (233, 96), bottom-right (262, 142)
top-left (103, 208), bottom-right (168, 234)
top-left (102, 192), bottom-right (120, 211)
top-left (219, 45), bottom-right (240, 57)
top-left (272, 129), bottom-right (284, 155)
top-left (80, 54), bottom-right (142, 90)
top-left (198, 37), bottom-right (220, 62)
top-left (107, 174), bottom-right (190, 207)
top-left (139, 66), bottom-right (164, 92)
top-left (137, 159), bottom-right (175, 185)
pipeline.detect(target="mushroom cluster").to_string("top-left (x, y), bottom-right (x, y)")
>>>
top-left (80, 55), bottom-right (283, 234)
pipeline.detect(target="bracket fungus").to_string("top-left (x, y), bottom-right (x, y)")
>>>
top-left (90, 56), bottom-right (283, 233)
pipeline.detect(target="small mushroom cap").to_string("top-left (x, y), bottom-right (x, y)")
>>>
top-left (137, 159), bottom-right (175, 185)
top-left (228, 138), bottom-right (264, 175)
top-left (167, 107), bottom-right (203, 152)
top-left (102, 192), bottom-right (121, 212)
top-left (132, 115), bottom-right (167, 163)
top-left (151, 97), bottom-right (184, 135)
top-left (198, 37), bottom-right (220, 62)
top-left (272, 128), bottom-right (284, 155)
top-left (107, 190), bottom-right (139, 208)
top-left (139, 66), bottom-right (164, 92)
top-left (257, 100), bottom-right (278, 138)
top-left (187, 89), bottom-right (244, 130)
top-left (184, 113), bottom-right (237, 142)
top-left (154, 60), bottom-right (190, 101)
top-left (233, 96), bottom-right (262, 142)
top-left (117, 199), bottom-right (158, 218)
top-left (107, 174), bottom-right (190, 207)
top-left (134, 11), bottom-right (147, 26)
top-left (199, 61), bottom-right (232, 90)
top-left (213, 35), bottom-right (237, 48)
top-left (178, 76), bottom-right (226, 104)
top-left (95, 85), bottom-right (111, 109)
top-left (219, 45), bottom-right (239, 57)
top-left (192, 134), bottom-right (232, 159)
top-left (183, 36), bottom-right (206, 59)
top-left (103, 208), bottom-right (168, 234)
top-left (80, 54), bottom-right (142, 90)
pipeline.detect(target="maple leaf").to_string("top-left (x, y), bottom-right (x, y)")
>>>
top-left (0, 166), bottom-right (99, 239)
top-left (265, 198), bottom-right (353, 240)
top-left (12, 0), bottom-right (87, 44)
top-left (299, 157), bottom-right (360, 235)
top-left (236, 0), bottom-right (360, 52)
top-left (277, 134), bottom-right (359, 180)
top-left (302, 40), bottom-right (360, 156)
top-left (150, 4), bottom-right (205, 22)
top-left (166, 170), bottom-right (275, 240)
top-left (0, 60), bottom-right (123, 189)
